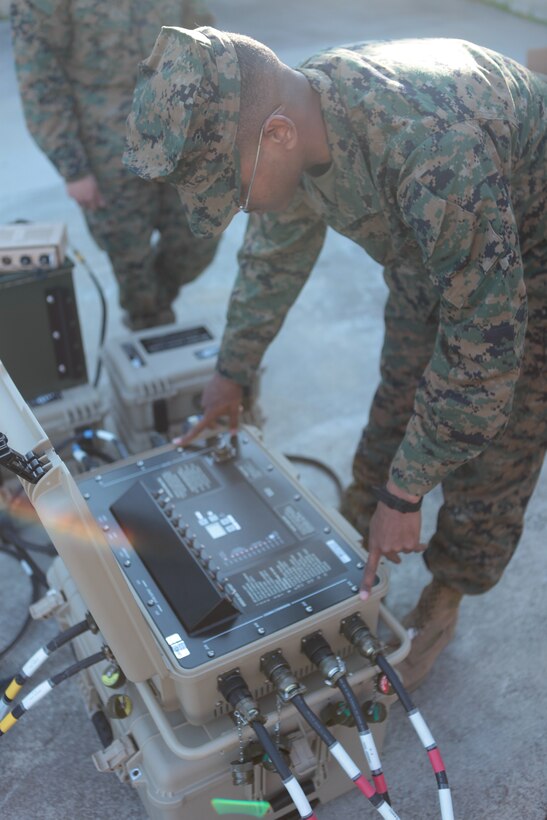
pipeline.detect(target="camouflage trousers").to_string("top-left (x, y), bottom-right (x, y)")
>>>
top-left (340, 250), bottom-right (546, 595)
top-left (84, 171), bottom-right (219, 324)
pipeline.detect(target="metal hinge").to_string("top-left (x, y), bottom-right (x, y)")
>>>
top-left (0, 433), bottom-right (51, 484)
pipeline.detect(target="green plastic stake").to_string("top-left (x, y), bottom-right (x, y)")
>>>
top-left (211, 798), bottom-right (272, 817)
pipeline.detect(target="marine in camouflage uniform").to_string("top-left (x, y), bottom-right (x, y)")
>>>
top-left (123, 29), bottom-right (546, 603)
top-left (10, 1), bottom-right (219, 328)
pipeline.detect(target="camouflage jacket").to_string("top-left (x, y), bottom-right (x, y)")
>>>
top-left (218, 39), bottom-right (547, 495)
top-left (10, 0), bottom-right (214, 181)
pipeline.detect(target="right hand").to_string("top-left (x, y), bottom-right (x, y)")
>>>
top-left (174, 373), bottom-right (244, 446)
top-left (66, 174), bottom-right (106, 211)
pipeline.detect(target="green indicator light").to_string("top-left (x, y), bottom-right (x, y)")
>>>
top-left (211, 798), bottom-right (272, 816)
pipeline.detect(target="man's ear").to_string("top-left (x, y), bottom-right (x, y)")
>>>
top-left (263, 115), bottom-right (298, 150)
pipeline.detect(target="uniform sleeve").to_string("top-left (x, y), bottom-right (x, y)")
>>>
top-left (389, 120), bottom-right (527, 496)
top-left (10, 0), bottom-right (91, 181)
top-left (217, 189), bottom-right (327, 385)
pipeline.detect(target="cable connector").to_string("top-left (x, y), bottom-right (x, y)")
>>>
top-left (29, 589), bottom-right (66, 620)
top-left (260, 650), bottom-right (306, 702)
top-left (340, 613), bottom-right (382, 662)
top-left (212, 434), bottom-right (237, 464)
top-left (84, 611), bottom-right (99, 634)
top-left (300, 632), bottom-right (346, 686)
top-left (217, 669), bottom-right (265, 725)
top-left (0, 434), bottom-right (52, 484)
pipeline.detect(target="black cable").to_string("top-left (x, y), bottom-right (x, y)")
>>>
top-left (251, 720), bottom-right (293, 780)
top-left (337, 675), bottom-right (368, 733)
top-left (0, 546), bottom-right (41, 660)
top-left (374, 652), bottom-right (454, 817)
top-left (52, 434), bottom-right (80, 454)
top-left (50, 650), bottom-right (105, 686)
top-left (337, 674), bottom-right (392, 805)
top-left (80, 445), bottom-right (115, 464)
top-left (46, 619), bottom-right (90, 653)
top-left (0, 540), bottom-right (48, 590)
top-left (284, 454), bottom-right (344, 503)
top-left (70, 246), bottom-right (108, 387)
top-left (375, 653), bottom-right (414, 713)
top-left (0, 522), bottom-right (56, 557)
top-left (0, 618), bottom-right (92, 716)
top-left (71, 445), bottom-right (99, 472)
top-left (0, 510), bottom-right (53, 660)
top-left (99, 434), bottom-right (129, 460)
top-left (55, 431), bottom-right (121, 463)
top-left (0, 650), bottom-right (106, 736)
top-left (291, 693), bottom-right (394, 813)
top-left (292, 693), bottom-right (335, 747)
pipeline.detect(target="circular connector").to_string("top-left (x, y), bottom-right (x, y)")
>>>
top-left (105, 693), bottom-right (133, 719)
top-left (319, 700), bottom-right (355, 728)
top-left (231, 760), bottom-right (254, 786)
top-left (101, 663), bottom-right (126, 689)
top-left (362, 699), bottom-right (387, 723)
top-left (375, 673), bottom-right (394, 696)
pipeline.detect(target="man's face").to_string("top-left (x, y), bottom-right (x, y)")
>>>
top-left (239, 150), bottom-right (302, 215)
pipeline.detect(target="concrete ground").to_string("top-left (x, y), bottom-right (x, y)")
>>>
top-left (1, 1), bottom-right (546, 818)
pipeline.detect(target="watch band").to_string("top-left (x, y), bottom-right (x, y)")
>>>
top-left (372, 484), bottom-right (423, 513)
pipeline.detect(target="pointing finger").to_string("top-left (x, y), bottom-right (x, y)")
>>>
top-left (360, 547), bottom-right (381, 601)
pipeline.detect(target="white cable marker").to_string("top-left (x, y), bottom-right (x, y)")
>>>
top-left (22, 647), bottom-right (49, 678)
top-left (20, 559), bottom-right (33, 576)
top-left (96, 429), bottom-right (115, 441)
top-left (329, 741), bottom-right (361, 779)
top-left (360, 730), bottom-right (382, 770)
top-left (378, 800), bottom-right (401, 820)
top-left (21, 680), bottom-right (53, 711)
top-left (283, 776), bottom-right (314, 817)
top-left (438, 788), bottom-right (455, 820)
top-left (408, 709), bottom-right (436, 749)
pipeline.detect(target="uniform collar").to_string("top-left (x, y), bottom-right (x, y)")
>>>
top-left (299, 67), bottom-right (381, 222)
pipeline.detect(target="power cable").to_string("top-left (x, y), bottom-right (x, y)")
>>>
top-left (0, 617), bottom-right (94, 719)
top-left (341, 613), bottom-right (455, 820)
top-left (69, 245), bottom-right (108, 388)
top-left (0, 649), bottom-right (106, 736)
top-left (301, 632), bottom-right (390, 803)
top-left (283, 454), bottom-right (344, 503)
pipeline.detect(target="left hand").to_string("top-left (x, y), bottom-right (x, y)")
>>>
top-left (359, 481), bottom-right (425, 600)
top-left (66, 174), bottom-right (106, 211)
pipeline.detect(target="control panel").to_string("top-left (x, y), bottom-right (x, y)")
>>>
top-left (79, 431), bottom-right (368, 672)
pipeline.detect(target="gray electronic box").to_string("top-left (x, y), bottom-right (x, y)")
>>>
top-left (103, 319), bottom-right (231, 453)
top-left (0, 257), bottom-right (87, 403)
top-left (0, 259), bottom-right (106, 483)
top-left (0, 361), bottom-right (409, 819)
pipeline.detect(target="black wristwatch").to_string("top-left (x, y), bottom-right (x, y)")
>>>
top-left (372, 484), bottom-right (423, 513)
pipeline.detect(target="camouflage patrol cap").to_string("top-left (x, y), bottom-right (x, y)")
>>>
top-left (124, 26), bottom-right (241, 237)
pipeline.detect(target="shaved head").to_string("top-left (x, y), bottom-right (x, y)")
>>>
top-left (227, 32), bottom-right (284, 149)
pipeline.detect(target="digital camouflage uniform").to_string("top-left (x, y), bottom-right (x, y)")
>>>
top-left (124, 30), bottom-right (547, 595)
top-left (10, 1), bottom-right (219, 325)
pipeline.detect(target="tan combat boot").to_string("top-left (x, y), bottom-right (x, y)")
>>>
top-left (396, 579), bottom-right (463, 692)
